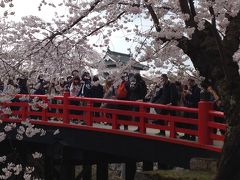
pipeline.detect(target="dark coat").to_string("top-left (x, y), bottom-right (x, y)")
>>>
top-left (129, 80), bottom-right (147, 101)
top-left (152, 81), bottom-right (178, 105)
top-left (34, 79), bottom-right (46, 95)
top-left (91, 83), bottom-right (104, 98)
top-left (77, 80), bottom-right (92, 97)
top-left (18, 78), bottom-right (29, 94)
top-left (185, 84), bottom-right (201, 108)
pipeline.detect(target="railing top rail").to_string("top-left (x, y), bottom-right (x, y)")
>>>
top-left (0, 93), bottom-right (225, 153)
top-left (67, 96), bottom-right (198, 113)
top-left (209, 110), bottom-right (224, 118)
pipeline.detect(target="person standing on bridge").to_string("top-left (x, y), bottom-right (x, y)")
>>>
top-left (77, 71), bottom-right (92, 98)
top-left (129, 73), bottom-right (147, 102)
top-left (151, 74), bottom-right (178, 136)
top-left (115, 72), bottom-right (131, 130)
top-left (70, 76), bottom-right (81, 97)
top-left (69, 76), bottom-right (82, 123)
top-left (128, 73), bottom-right (147, 132)
top-left (200, 80), bottom-right (225, 135)
top-left (91, 75), bottom-right (104, 117)
top-left (181, 78), bottom-right (201, 141)
top-left (33, 74), bottom-right (47, 95)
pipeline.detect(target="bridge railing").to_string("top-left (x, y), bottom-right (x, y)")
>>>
top-left (0, 93), bottom-right (225, 152)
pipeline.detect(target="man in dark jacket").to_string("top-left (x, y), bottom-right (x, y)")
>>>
top-left (17, 77), bottom-right (28, 94)
top-left (129, 73), bottom-right (147, 101)
top-left (91, 75), bottom-right (104, 99)
top-left (152, 74), bottom-right (178, 136)
top-left (91, 75), bottom-right (104, 117)
top-left (181, 78), bottom-right (201, 141)
top-left (34, 75), bottom-right (47, 95)
top-left (185, 78), bottom-right (201, 108)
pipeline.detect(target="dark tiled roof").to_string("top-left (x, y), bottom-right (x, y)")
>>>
top-left (107, 49), bottom-right (131, 64)
top-left (104, 49), bottom-right (148, 70)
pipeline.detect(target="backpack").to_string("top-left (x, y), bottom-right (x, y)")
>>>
top-left (116, 82), bottom-right (128, 99)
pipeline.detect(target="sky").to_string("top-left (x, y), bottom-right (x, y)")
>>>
top-left (1, 0), bottom-right (173, 77)
top-left (12, 0), bottom-right (60, 21)
top-left (6, 0), bottom-right (151, 55)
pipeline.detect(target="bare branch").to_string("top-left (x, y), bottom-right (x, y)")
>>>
top-left (50, 11), bottom-right (126, 57)
top-left (144, 0), bottom-right (161, 32)
top-left (208, 0), bottom-right (217, 28)
top-left (48, 0), bottom-right (102, 40)
top-left (179, 0), bottom-right (196, 27)
top-left (188, 0), bottom-right (196, 17)
top-left (77, 11), bottom-right (126, 44)
top-left (0, 57), bottom-right (25, 77)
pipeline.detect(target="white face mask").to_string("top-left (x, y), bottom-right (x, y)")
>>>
top-left (92, 80), bottom-right (99, 86)
top-left (130, 81), bottom-right (136, 88)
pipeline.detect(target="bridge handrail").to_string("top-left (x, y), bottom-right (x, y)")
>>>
top-left (0, 92), bottom-right (225, 153)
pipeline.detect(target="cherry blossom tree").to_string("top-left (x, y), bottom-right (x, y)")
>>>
top-left (36, 1), bottom-right (239, 179)
top-left (1, 0), bottom-right (240, 179)
top-left (0, 17), bottom-right (102, 80)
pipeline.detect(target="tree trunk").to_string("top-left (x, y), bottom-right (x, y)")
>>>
top-left (178, 15), bottom-right (240, 179)
top-left (216, 125), bottom-right (240, 180)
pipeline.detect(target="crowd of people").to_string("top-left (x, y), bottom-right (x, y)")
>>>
top-left (0, 69), bottom-right (225, 140)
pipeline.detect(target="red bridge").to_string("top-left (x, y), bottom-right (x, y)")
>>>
top-left (0, 93), bottom-right (225, 180)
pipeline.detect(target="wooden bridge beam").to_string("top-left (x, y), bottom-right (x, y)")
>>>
top-left (143, 161), bottom-right (153, 171)
top-left (82, 164), bottom-right (92, 180)
top-left (125, 161), bottom-right (136, 180)
top-left (60, 160), bottom-right (75, 180)
top-left (97, 162), bottom-right (108, 180)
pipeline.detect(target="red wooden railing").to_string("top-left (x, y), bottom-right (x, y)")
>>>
top-left (0, 93), bottom-right (226, 153)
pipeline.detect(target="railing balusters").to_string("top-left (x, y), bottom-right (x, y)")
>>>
top-left (42, 96), bottom-right (48, 121)
top-left (63, 92), bottom-right (70, 124)
top-left (86, 100), bottom-right (93, 126)
top-left (112, 114), bottom-right (118, 130)
top-left (139, 105), bottom-right (146, 134)
top-left (22, 102), bottom-right (28, 121)
top-left (169, 114), bottom-right (176, 138)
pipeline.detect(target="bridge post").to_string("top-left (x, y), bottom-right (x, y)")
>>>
top-left (86, 101), bottom-right (93, 126)
top-left (60, 160), bottom-right (75, 180)
top-left (63, 92), bottom-right (70, 124)
top-left (112, 114), bottom-right (118, 129)
top-left (198, 101), bottom-right (213, 145)
top-left (143, 161), bottom-right (153, 171)
top-left (169, 114), bottom-right (176, 138)
top-left (42, 96), bottom-right (48, 121)
top-left (139, 106), bottom-right (146, 133)
top-left (97, 162), bottom-right (108, 180)
top-left (125, 161), bottom-right (136, 180)
top-left (22, 102), bottom-right (28, 121)
top-left (82, 164), bottom-right (92, 180)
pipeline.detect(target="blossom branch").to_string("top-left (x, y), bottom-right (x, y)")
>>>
top-left (48, 0), bottom-right (102, 40)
